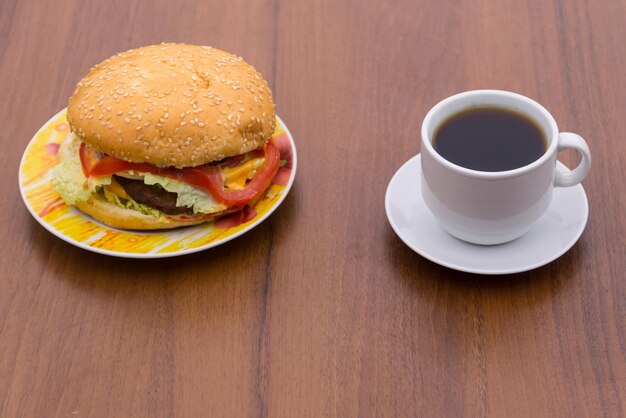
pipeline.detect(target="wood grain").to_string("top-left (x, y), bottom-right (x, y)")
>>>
top-left (2, 0), bottom-right (625, 416)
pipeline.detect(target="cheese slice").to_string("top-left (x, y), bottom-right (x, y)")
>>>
top-left (222, 158), bottom-right (264, 190)
top-left (104, 177), bottom-right (130, 199)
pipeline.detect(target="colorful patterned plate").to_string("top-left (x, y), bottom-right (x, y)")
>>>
top-left (19, 109), bottom-right (297, 258)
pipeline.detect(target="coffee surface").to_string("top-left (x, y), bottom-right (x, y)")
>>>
top-left (433, 107), bottom-right (547, 172)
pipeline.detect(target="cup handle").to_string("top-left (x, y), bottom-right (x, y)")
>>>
top-left (554, 132), bottom-right (591, 187)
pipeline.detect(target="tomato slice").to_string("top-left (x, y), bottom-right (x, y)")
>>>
top-left (79, 141), bottom-right (280, 207)
top-left (79, 142), bottom-right (100, 176)
top-left (90, 157), bottom-right (157, 177)
top-left (80, 142), bottom-right (167, 177)
top-left (185, 142), bottom-right (280, 206)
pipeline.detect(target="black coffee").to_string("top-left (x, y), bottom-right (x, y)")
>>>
top-left (433, 107), bottom-right (547, 172)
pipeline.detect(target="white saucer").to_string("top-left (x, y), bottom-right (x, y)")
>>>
top-left (385, 154), bottom-right (589, 275)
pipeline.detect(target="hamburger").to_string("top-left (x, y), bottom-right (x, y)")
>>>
top-left (52, 43), bottom-right (280, 230)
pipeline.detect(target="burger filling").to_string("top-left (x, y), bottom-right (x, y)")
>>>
top-left (52, 132), bottom-right (279, 220)
top-left (113, 176), bottom-right (193, 215)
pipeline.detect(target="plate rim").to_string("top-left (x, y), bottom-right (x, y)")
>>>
top-left (19, 108), bottom-right (298, 259)
top-left (385, 153), bottom-right (589, 275)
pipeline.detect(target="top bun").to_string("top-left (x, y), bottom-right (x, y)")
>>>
top-left (67, 43), bottom-right (275, 167)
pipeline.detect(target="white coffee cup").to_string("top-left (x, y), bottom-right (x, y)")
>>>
top-left (420, 90), bottom-right (591, 245)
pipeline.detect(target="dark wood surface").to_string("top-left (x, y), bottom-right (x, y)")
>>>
top-left (2, 0), bottom-right (625, 416)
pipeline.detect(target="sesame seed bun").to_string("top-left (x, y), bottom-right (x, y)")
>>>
top-left (67, 43), bottom-right (276, 168)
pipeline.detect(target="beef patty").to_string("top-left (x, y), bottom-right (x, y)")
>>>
top-left (114, 175), bottom-right (193, 215)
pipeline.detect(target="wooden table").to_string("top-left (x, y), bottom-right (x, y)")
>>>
top-left (3, 0), bottom-right (625, 416)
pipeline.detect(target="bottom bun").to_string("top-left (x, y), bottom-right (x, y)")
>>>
top-left (75, 194), bottom-right (216, 230)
